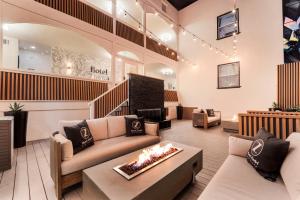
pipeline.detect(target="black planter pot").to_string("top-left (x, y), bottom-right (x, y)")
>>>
top-left (177, 106), bottom-right (183, 120)
top-left (4, 111), bottom-right (28, 148)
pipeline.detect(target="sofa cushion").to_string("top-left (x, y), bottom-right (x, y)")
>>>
top-left (198, 155), bottom-right (291, 200)
top-left (61, 135), bottom-right (160, 175)
top-left (54, 134), bottom-right (73, 161)
top-left (86, 118), bottom-right (108, 141)
top-left (280, 133), bottom-right (300, 200)
top-left (107, 116), bottom-right (126, 138)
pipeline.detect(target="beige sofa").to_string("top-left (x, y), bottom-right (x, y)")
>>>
top-left (50, 115), bottom-right (160, 199)
top-left (192, 109), bottom-right (221, 129)
top-left (198, 134), bottom-right (300, 200)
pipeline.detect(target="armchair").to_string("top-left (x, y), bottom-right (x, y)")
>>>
top-left (192, 109), bottom-right (221, 129)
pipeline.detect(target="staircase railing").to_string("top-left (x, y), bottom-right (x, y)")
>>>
top-left (89, 79), bottom-right (129, 119)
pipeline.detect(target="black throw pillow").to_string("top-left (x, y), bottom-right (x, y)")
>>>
top-left (64, 120), bottom-right (94, 154)
top-left (246, 128), bottom-right (290, 182)
top-left (125, 117), bottom-right (145, 137)
top-left (206, 109), bottom-right (215, 117)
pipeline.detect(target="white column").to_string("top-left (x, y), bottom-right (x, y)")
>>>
top-left (112, 0), bottom-right (116, 35)
top-left (110, 53), bottom-right (116, 87)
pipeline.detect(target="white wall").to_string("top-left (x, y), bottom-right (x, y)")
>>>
top-left (2, 36), bottom-right (18, 68)
top-left (0, 102), bottom-right (89, 141)
top-left (178, 0), bottom-right (283, 118)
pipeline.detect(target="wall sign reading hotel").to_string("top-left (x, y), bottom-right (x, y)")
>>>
top-left (91, 66), bottom-right (108, 75)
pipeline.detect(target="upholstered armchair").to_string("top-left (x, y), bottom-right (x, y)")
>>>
top-left (192, 109), bottom-right (221, 129)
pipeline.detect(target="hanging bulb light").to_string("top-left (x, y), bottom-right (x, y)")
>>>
top-left (232, 9), bottom-right (236, 14)
top-left (215, 49), bottom-right (219, 54)
top-left (166, 47), bottom-right (169, 51)
top-left (181, 58), bottom-right (185, 62)
top-left (209, 46), bottom-right (213, 50)
top-left (172, 52), bottom-right (175, 55)
top-left (170, 23), bottom-right (174, 28)
top-left (182, 29), bottom-right (186, 36)
top-left (135, 0), bottom-right (139, 5)
top-left (193, 35), bottom-right (197, 42)
top-left (201, 41), bottom-right (206, 47)
top-left (138, 23), bottom-right (142, 31)
top-left (155, 12), bottom-right (159, 16)
top-left (158, 41), bottom-right (161, 46)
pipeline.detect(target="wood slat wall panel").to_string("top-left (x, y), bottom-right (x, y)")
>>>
top-left (164, 90), bottom-right (178, 102)
top-left (34, 0), bottom-right (113, 33)
top-left (94, 80), bottom-right (128, 118)
top-left (277, 62), bottom-right (300, 109)
top-left (238, 110), bottom-right (300, 139)
top-left (116, 21), bottom-right (144, 47)
top-left (0, 71), bottom-right (108, 101)
top-left (146, 37), bottom-right (178, 61)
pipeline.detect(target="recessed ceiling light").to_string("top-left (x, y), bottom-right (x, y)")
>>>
top-left (30, 46), bottom-right (36, 49)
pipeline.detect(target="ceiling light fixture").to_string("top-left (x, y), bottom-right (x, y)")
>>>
top-left (2, 23), bottom-right (9, 31)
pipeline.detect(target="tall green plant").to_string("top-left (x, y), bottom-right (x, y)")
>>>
top-left (9, 102), bottom-right (24, 114)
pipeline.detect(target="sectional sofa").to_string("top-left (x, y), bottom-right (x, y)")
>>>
top-left (198, 133), bottom-right (300, 200)
top-left (50, 115), bottom-right (160, 199)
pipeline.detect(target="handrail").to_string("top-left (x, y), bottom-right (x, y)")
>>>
top-left (88, 79), bottom-right (129, 105)
top-left (105, 99), bottom-right (129, 117)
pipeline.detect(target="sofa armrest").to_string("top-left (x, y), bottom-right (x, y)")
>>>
top-left (229, 135), bottom-right (254, 157)
top-left (54, 133), bottom-right (73, 161)
top-left (50, 132), bottom-right (63, 198)
top-left (145, 122), bottom-right (159, 136)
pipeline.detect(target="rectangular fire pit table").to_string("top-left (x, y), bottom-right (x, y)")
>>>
top-left (82, 141), bottom-right (203, 200)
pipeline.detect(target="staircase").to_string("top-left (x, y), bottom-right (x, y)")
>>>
top-left (89, 79), bottom-right (129, 119)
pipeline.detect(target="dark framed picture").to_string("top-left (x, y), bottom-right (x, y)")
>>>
top-left (217, 9), bottom-right (240, 40)
top-left (283, 0), bottom-right (300, 63)
top-left (218, 62), bottom-right (241, 89)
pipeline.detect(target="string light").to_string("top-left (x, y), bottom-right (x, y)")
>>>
top-left (113, 0), bottom-right (233, 66)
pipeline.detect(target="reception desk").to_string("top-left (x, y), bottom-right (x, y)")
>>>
top-left (0, 117), bottom-right (14, 171)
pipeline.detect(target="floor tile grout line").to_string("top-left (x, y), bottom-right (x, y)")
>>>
top-left (32, 142), bottom-right (49, 200)
top-left (12, 149), bottom-right (18, 200)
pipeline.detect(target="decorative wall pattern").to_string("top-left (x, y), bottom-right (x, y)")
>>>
top-left (164, 90), bottom-right (178, 102)
top-left (51, 47), bottom-right (111, 81)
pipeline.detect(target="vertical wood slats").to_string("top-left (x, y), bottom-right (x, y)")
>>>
top-left (164, 90), bottom-right (179, 102)
top-left (238, 110), bottom-right (300, 139)
top-left (0, 71), bottom-right (108, 101)
top-left (94, 80), bottom-right (129, 118)
top-left (146, 37), bottom-right (178, 61)
top-left (116, 21), bottom-right (144, 47)
top-left (277, 62), bottom-right (300, 110)
top-left (34, 0), bottom-right (113, 33)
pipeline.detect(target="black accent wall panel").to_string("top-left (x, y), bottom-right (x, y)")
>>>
top-left (129, 74), bottom-right (164, 114)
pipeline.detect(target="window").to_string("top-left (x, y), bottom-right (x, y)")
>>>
top-left (217, 9), bottom-right (240, 40)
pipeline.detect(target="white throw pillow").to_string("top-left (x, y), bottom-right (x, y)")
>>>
top-left (280, 133), bottom-right (300, 200)
top-left (54, 134), bottom-right (73, 161)
top-left (87, 118), bottom-right (108, 141)
top-left (229, 136), bottom-right (253, 157)
top-left (145, 122), bottom-right (158, 136)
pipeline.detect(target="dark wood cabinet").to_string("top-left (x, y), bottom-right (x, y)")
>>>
top-left (0, 117), bottom-right (13, 171)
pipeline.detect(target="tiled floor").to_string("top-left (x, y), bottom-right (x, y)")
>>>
top-left (0, 120), bottom-right (229, 200)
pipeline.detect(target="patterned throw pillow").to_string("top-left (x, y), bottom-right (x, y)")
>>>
top-left (64, 120), bottom-right (94, 154)
top-left (246, 128), bottom-right (290, 181)
top-left (125, 117), bottom-right (145, 137)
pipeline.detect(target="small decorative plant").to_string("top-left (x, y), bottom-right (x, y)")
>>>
top-left (272, 102), bottom-right (280, 109)
top-left (9, 102), bottom-right (24, 114)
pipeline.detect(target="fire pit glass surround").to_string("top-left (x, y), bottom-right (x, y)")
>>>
top-left (113, 143), bottom-right (183, 180)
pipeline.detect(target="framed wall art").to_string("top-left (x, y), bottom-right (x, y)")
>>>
top-left (217, 62), bottom-right (241, 89)
top-left (217, 9), bottom-right (240, 40)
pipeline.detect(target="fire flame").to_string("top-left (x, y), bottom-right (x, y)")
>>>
top-left (134, 143), bottom-right (173, 168)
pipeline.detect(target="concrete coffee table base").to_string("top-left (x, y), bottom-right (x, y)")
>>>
top-left (82, 141), bottom-right (203, 200)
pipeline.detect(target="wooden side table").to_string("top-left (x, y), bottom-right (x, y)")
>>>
top-left (221, 119), bottom-right (239, 133)
top-left (0, 117), bottom-right (14, 171)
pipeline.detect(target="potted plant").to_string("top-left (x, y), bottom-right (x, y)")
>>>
top-left (4, 102), bottom-right (28, 148)
top-left (269, 102), bottom-right (281, 112)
